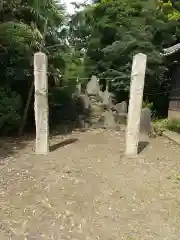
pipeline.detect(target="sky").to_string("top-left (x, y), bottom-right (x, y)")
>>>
top-left (63, 0), bottom-right (86, 14)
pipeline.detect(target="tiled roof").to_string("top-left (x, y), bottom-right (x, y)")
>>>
top-left (162, 43), bottom-right (180, 56)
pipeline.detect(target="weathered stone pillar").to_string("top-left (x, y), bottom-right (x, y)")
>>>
top-left (34, 52), bottom-right (49, 154)
top-left (76, 78), bottom-right (82, 96)
top-left (125, 53), bottom-right (147, 157)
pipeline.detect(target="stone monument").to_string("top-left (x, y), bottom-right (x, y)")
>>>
top-left (140, 108), bottom-right (152, 135)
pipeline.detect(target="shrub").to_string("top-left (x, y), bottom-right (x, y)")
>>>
top-left (49, 86), bottom-right (77, 126)
top-left (166, 119), bottom-right (180, 134)
top-left (142, 101), bottom-right (154, 110)
top-left (0, 87), bottom-right (22, 134)
top-left (153, 118), bottom-right (180, 135)
top-left (152, 119), bottom-right (169, 135)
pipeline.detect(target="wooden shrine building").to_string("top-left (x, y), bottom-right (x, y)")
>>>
top-left (162, 43), bottom-right (180, 120)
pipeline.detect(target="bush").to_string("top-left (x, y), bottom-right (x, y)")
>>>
top-left (0, 87), bottom-right (22, 134)
top-left (152, 119), bottom-right (169, 135)
top-left (142, 101), bottom-right (154, 110)
top-left (49, 86), bottom-right (77, 126)
top-left (166, 119), bottom-right (180, 134)
top-left (153, 118), bottom-right (180, 135)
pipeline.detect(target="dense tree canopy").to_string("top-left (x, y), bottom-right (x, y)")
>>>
top-left (1, 0), bottom-right (180, 134)
top-left (69, 0), bottom-right (180, 110)
top-left (0, 0), bottom-right (67, 83)
top-left (0, 0), bottom-right (69, 133)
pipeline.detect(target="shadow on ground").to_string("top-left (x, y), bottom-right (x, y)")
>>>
top-left (138, 141), bottom-right (149, 154)
top-left (50, 124), bottom-right (76, 136)
top-left (0, 135), bottom-right (34, 164)
top-left (0, 123), bottom-right (85, 164)
top-left (50, 123), bottom-right (88, 137)
top-left (50, 138), bottom-right (78, 152)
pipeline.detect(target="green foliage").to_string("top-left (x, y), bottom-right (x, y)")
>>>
top-left (49, 86), bottom-right (73, 105)
top-left (153, 118), bottom-right (180, 135)
top-left (153, 118), bottom-right (169, 135)
top-left (64, 51), bottom-right (85, 82)
top-left (49, 86), bottom-right (79, 126)
top-left (158, 0), bottom-right (180, 20)
top-left (0, 87), bottom-right (22, 134)
top-left (70, 0), bottom-right (174, 95)
top-left (0, 0), bottom-right (67, 81)
top-left (166, 119), bottom-right (180, 133)
top-left (2, 0), bottom-right (180, 134)
top-left (69, 0), bottom-right (180, 117)
top-left (142, 101), bottom-right (154, 111)
top-left (0, 0), bottom-right (70, 134)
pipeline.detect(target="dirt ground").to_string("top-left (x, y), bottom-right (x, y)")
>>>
top-left (0, 128), bottom-right (180, 240)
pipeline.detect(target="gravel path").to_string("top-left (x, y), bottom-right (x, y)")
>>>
top-left (0, 129), bottom-right (180, 239)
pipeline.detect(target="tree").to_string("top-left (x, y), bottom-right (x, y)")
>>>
top-left (69, 0), bottom-right (180, 115)
top-left (0, 0), bottom-right (68, 133)
top-left (158, 0), bottom-right (180, 20)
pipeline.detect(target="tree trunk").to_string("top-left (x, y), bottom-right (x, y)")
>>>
top-left (18, 81), bottom-right (34, 136)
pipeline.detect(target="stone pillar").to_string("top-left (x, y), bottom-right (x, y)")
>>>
top-left (76, 78), bottom-right (81, 96)
top-left (34, 52), bottom-right (49, 154)
top-left (125, 53), bottom-right (147, 157)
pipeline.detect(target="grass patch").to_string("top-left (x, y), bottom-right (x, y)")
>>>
top-left (153, 118), bottom-right (180, 135)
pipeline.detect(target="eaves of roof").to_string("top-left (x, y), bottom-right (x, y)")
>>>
top-left (161, 43), bottom-right (180, 56)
